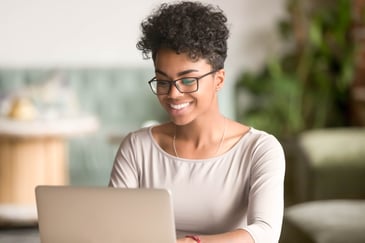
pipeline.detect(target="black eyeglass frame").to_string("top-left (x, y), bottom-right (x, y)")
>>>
top-left (148, 70), bottom-right (218, 95)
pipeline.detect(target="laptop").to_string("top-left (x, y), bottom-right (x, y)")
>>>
top-left (35, 186), bottom-right (176, 243)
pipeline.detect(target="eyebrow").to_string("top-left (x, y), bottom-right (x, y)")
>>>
top-left (155, 69), bottom-right (199, 78)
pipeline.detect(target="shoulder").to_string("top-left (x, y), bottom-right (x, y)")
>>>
top-left (246, 127), bottom-right (282, 147)
top-left (150, 122), bottom-right (174, 137)
top-left (224, 121), bottom-right (281, 152)
top-left (244, 127), bottom-right (285, 170)
top-left (121, 127), bottom-right (152, 147)
top-left (227, 125), bottom-right (285, 164)
top-left (123, 123), bottom-right (173, 147)
top-left (126, 126), bottom-right (150, 138)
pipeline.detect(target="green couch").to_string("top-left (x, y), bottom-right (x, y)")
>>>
top-left (280, 199), bottom-right (365, 243)
top-left (0, 68), bottom-right (167, 186)
top-left (293, 127), bottom-right (365, 202)
top-left (280, 127), bottom-right (365, 243)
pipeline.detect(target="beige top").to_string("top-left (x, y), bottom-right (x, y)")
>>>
top-left (109, 127), bottom-right (285, 243)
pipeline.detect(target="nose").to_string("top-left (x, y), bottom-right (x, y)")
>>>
top-left (168, 82), bottom-right (183, 97)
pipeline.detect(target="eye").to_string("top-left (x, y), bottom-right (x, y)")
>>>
top-left (157, 81), bottom-right (170, 87)
top-left (181, 78), bottom-right (196, 86)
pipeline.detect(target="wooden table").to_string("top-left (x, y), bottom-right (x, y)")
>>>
top-left (0, 115), bottom-right (99, 225)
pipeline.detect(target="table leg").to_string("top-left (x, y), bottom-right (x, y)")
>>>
top-left (0, 136), bottom-right (68, 206)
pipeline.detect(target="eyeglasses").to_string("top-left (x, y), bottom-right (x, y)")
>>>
top-left (148, 70), bottom-right (217, 95)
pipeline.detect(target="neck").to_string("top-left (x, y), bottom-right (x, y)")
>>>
top-left (175, 113), bottom-right (225, 136)
top-left (172, 116), bottom-right (227, 158)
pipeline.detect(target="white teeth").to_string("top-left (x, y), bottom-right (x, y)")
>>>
top-left (170, 102), bottom-right (189, 110)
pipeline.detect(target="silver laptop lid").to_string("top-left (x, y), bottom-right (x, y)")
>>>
top-left (35, 186), bottom-right (176, 243)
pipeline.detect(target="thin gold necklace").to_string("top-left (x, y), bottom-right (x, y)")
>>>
top-left (172, 117), bottom-right (226, 158)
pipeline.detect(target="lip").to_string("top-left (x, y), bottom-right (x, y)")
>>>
top-left (169, 102), bottom-right (190, 110)
top-left (166, 101), bottom-right (192, 116)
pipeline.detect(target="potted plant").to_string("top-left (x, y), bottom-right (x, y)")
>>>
top-left (236, 0), bottom-right (355, 139)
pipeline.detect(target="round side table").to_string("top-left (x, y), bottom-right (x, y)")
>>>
top-left (0, 115), bottom-right (99, 225)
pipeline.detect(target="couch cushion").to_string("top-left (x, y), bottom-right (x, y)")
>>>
top-left (294, 128), bottom-right (365, 201)
top-left (281, 200), bottom-right (365, 243)
top-left (299, 128), bottom-right (365, 166)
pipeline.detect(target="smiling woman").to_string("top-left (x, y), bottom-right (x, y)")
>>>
top-left (109, 2), bottom-right (285, 243)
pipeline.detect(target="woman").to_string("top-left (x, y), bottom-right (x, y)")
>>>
top-left (109, 2), bottom-right (285, 243)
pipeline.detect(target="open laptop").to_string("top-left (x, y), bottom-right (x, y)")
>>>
top-left (35, 186), bottom-right (176, 243)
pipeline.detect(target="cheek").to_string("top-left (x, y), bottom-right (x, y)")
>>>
top-left (157, 96), bottom-right (172, 110)
top-left (194, 89), bottom-right (217, 108)
top-left (200, 78), bottom-right (217, 92)
top-left (197, 82), bottom-right (216, 98)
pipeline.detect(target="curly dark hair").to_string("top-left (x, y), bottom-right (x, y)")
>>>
top-left (136, 1), bottom-right (229, 70)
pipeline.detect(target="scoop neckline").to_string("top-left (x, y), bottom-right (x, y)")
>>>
top-left (147, 126), bottom-right (254, 162)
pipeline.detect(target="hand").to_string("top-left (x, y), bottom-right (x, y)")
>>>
top-left (177, 237), bottom-right (196, 243)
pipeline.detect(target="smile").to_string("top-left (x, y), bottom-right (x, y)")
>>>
top-left (170, 102), bottom-right (190, 110)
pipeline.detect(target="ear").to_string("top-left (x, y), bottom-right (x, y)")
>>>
top-left (215, 69), bottom-right (225, 91)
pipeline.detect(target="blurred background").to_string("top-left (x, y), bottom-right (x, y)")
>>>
top-left (0, 0), bottom-right (287, 188)
top-left (0, 0), bottom-right (364, 242)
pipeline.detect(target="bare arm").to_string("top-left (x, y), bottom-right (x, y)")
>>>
top-left (176, 229), bottom-right (254, 243)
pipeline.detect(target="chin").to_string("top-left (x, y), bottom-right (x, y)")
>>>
top-left (170, 116), bottom-right (193, 126)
